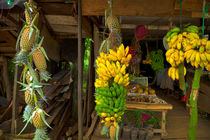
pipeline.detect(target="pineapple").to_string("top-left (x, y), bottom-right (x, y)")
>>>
top-left (15, 27), bottom-right (36, 64)
top-left (25, 88), bottom-right (34, 106)
top-left (26, 70), bottom-right (39, 84)
top-left (20, 27), bottom-right (36, 52)
top-left (32, 109), bottom-right (45, 129)
top-left (32, 47), bottom-right (51, 81)
top-left (107, 15), bottom-right (120, 31)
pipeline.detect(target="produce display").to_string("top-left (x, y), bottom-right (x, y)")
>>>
top-left (127, 84), bottom-right (155, 95)
top-left (127, 94), bottom-right (167, 104)
top-left (95, 44), bottom-right (132, 139)
top-left (14, 1), bottom-right (51, 139)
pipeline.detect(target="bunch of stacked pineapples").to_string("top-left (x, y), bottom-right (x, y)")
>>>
top-left (15, 0), bottom-right (51, 139)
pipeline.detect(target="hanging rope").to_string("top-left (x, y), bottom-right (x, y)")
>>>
top-left (202, 1), bottom-right (210, 38)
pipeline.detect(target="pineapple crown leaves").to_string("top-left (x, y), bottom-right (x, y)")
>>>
top-left (39, 110), bottom-right (52, 129)
top-left (18, 111), bottom-right (34, 136)
top-left (23, 105), bottom-right (35, 123)
top-left (34, 128), bottom-right (50, 140)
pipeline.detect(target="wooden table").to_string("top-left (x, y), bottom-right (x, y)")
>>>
top-left (126, 102), bottom-right (173, 137)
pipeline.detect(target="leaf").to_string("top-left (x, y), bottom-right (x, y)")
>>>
top-left (29, 27), bottom-right (34, 41)
top-left (36, 88), bottom-right (47, 103)
top-left (17, 81), bottom-right (29, 87)
top-left (40, 47), bottom-right (49, 61)
top-left (16, 26), bottom-right (26, 50)
top-left (17, 113), bottom-right (34, 136)
top-left (38, 36), bottom-right (44, 47)
top-left (22, 66), bottom-right (28, 84)
top-left (40, 111), bottom-right (52, 129)
top-left (20, 18), bottom-right (28, 25)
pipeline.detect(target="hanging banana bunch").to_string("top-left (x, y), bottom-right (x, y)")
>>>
top-left (165, 25), bottom-right (210, 82)
top-left (14, 0), bottom-right (51, 139)
top-left (95, 44), bottom-right (132, 140)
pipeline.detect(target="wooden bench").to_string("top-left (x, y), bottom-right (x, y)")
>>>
top-left (126, 102), bottom-right (173, 137)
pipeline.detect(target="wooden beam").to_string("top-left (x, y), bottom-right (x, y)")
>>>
top-left (37, 0), bottom-right (77, 2)
top-left (82, 0), bottom-right (174, 16)
top-left (174, 0), bottom-right (203, 12)
top-left (0, 47), bottom-right (16, 53)
top-left (38, 3), bottom-right (75, 15)
top-left (0, 26), bottom-right (17, 31)
top-left (45, 15), bottom-right (78, 25)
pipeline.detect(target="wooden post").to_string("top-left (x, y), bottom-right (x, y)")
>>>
top-left (161, 110), bottom-right (167, 137)
top-left (78, 0), bottom-right (83, 139)
top-left (0, 56), bottom-right (12, 101)
top-left (11, 64), bottom-right (19, 134)
top-left (86, 22), bottom-right (95, 127)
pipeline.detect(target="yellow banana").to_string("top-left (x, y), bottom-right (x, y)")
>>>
top-left (171, 67), bottom-right (176, 80)
top-left (201, 38), bottom-right (208, 45)
top-left (117, 48), bottom-right (123, 60)
top-left (184, 45), bottom-right (192, 52)
top-left (206, 41), bottom-right (210, 53)
top-left (109, 49), bottom-right (118, 57)
top-left (124, 73), bottom-right (129, 79)
top-left (184, 67), bottom-right (186, 76)
top-left (125, 46), bottom-right (129, 56)
top-left (190, 51), bottom-right (196, 63)
top-left (118, 76), bottom-right (124, 85)
top-left (188, 32), bottom-right (199, 39)
top-left (195, 52), bottom-right (200, 64)
top-left (194, 60), bottom-right (199, 68)
top-left (168, 67), bottom-right (172, 77)
top-left (166, 49), bottom-right (175, 57)
top-left (114, 74), bottom-right (120, 83)
top-left (199, 46), bottom-right (205, 53)
top-left (108, 54), bottom-right (118, 61)
top-left (124, 81), bottom-right (130, 86)
top-left (170, 35), bottom-right (178, 45)
top-left (177, 41), bottom-right (182, 50)
top-left (204, 52), bottom-right (210, 62)
top-left (199, 59), bottom-right (204, 68)
top-left (120, 65), bottom-right (126, 74)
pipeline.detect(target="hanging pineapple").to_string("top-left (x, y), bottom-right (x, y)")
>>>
top-left (32, 46), bottom-right (51, 81)
top-left (15, 1), bottom-right (51, 139)
top-left (107, 15), bottom-right (120, 32)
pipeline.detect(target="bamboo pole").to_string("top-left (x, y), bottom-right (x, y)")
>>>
top-left (78, 0), bottom-right (83, 139)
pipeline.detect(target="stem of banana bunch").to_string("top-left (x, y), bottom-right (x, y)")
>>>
top-left (188, 69), bottom-right (202, 140)
top-left (188, 0), bottom-right (206, 139)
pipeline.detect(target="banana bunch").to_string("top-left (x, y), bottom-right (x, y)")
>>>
top-left (166, 49), bottom-right (185, 67)
top-left (165, 27), bottom-right (181, 43)
top-left (95, 60), bottom-right (129, 85)
top-left (95, 83), bottom-right (127, 128)
top-left (183, 25), bottom-right (199, 34)
top-left (107, 44), bottom-right (132, 66)
top-left (95, 43), bottom-right (130, 134)
top-left (168, 67), bottom-right (186, 80)
top-left (183, 33), bottom-right (210, 68)
top-left (182, 32), bottom-right (200, 51)
top-left (148, 50), bottom-right (164, 72)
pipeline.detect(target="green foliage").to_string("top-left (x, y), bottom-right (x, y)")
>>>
top-left (148, 49), bottom-right (164, 72)
top-left (84, 38), bottom-right (93, 75)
